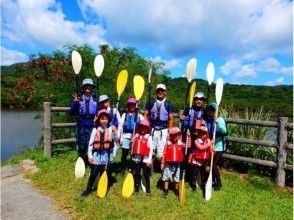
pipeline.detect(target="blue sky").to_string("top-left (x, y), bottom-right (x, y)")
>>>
top-left (1, 0), bottom-right (293, 86)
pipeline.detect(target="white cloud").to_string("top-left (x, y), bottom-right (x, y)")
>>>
top-left (1, 47), bottom-right (29, 66)
top-left (149, 56), bottom-right (180, 69)
top-left (220, 57), bottom-right (293, 78)
top-left (2, 0), bottom-right (107, 50)
top-left (265, 77), bottom-right (285, 86)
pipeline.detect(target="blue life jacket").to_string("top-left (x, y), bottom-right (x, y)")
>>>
top-left (122, 112), bottom-right (139, 133)
top-left (109, 108), bottom-right (119, 128)
top-left (183, 107), bottom-right (205, 129)
top-left (148, 99), bottom-right (173, 129)
top-left (79, 94), bottom-right (97, 116)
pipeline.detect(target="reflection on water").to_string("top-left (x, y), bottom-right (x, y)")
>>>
top-left (1, 110), bottom-right (42, 162)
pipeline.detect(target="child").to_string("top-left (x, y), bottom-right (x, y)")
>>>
top-left (132, 119), bottom-right (153, 196)
top-left (161, 127), bottom-right (185, 198)
top-left (188, 123), bottom-right (211, 191)
top-left (119, 97), bottom-right (144, 175)
top-left (81, 110), bottom-right (119, 197)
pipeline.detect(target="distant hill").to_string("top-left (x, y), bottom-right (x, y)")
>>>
top-left (1, 44), bottom-right (293, 117)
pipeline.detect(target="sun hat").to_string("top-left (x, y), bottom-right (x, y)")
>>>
top-left (136, 119), bottom-right (152, 133)
top-left (156, 83), bottom-right (166, 91)
top-left (99, 95), bottom-right (110, 103)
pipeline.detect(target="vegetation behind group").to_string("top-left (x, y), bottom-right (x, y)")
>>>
top-left (1, 44), bottom-right (293, 118)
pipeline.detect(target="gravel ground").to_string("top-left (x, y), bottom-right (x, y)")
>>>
top-left (1, 163), bottom-right (69, 220)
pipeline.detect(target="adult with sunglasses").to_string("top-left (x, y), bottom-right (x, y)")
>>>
top-left (180, 91), bottom-right (207, 187)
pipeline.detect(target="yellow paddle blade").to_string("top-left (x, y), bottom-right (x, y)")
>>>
top-left (71, 50), bottom-right (82, 74)
top-left (97, 171), bottom-right (108, 198)
top-left (189, 81), bottom-right (196, 108)
top-left (133, 75), bottom-right (145, 101)
top-left (122, 172), bottom-right (134, 198)
top-left (116, 70), bottom-right (128, 99)
top-left (179, 179), bottom-right (185, 206)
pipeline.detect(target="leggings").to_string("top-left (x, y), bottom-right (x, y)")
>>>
top-left (212, 151), bottom-right (223, 185)
top-left (85, 164), bottom-right (105, 191)
top-left (133, 161), bottom-right (151, 191)
top-left (121, 148), bottom-right (130, 171)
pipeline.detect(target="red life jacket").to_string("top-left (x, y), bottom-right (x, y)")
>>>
top-left (93, 128), bottom-right (111, 150)
top-left (193, 138), bottom-right (211, 160)
top-left (132, 134), bottom-right (150, 156)
top-left (165, 140), bottom-right (184, 163)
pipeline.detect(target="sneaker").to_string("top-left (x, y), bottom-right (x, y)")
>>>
top-left (162, 190), bottom-right (168, 199)
top-left (80, 190), bottom-right (92, 197)
top-left (146, 190), bottom-right (152, 196)
top-left (133, 189), bottom-right (139, 195)
top-left (191, 185), bottom-right (196, 192)
top-left (174, 189), bottom-right (179, 198)
top-left (214, 184), bottom-right (222, 191)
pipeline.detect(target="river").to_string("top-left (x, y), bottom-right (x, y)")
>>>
top-left (1, 110), bottom-right (42, 162)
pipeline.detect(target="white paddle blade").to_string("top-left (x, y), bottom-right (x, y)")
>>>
top-left (206, 62), bottom-right (215, 85)
top-left (75, 157), bottom-right (85, 179)
top-left (148, 66), bottom-right (152, 83)
top-left (94, 54), bottom-right (104, 77)
top-left (215, 78), bottom-right (224, 105)
top-left (186, 58), bottom-right (197, 83)
top-left (71, 50), bottom-right (82, 75)
top-left (205, 172), bottom-right (213, 201)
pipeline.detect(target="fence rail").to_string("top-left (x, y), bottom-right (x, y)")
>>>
top-left (43, 102), bottom-right (293, 187)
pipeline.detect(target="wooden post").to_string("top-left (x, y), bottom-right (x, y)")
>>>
top-left (44, 102), bottom-right (52, 157)
top-left (276, 117), bottom-right (288, 187)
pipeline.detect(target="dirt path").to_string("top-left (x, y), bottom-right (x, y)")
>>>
top-left (1, 162), bottom-right (69, 220)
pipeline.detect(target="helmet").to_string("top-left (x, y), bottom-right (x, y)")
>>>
top-left (99, 95), bottom-right (110, 103)
top-left (82, 78), bottom-right (94, 87)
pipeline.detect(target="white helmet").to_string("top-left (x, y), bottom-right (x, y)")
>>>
top-left (194, 92), bottom-right (206, 99)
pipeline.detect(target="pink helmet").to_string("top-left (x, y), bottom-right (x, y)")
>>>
top-left (127, 97), bottom-right (137, 104)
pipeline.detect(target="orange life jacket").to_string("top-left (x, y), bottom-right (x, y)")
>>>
top-left (193, 138), bottom-right (211, 160)
top-left (132, 134), bottom-right (150, 156)
top-left (165, 140), bottom-right (184, 163)
top-left (93, 128), bottom-right (111, 150)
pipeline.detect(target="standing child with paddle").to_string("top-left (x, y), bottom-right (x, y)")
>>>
top-left (81, 110), bottom-right (119, 197)
top-left (205, 102), bottom-right (227, 191)
top-left (161, 127), bottom-right (185, 199)
top-left (188, 122), bottom-right (212, 192)
top-left (132, 119), bottom-right (153, 196)
top-left (119, 97), bottom-right (144, 175)
top-left (70, 78), bottom-right (98, 166)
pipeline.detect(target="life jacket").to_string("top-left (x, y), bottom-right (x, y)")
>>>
top-left (164, 140), bottom-right (184, 163)
top-left (93, 128), bottom-right (112, 151)
top-left (132, 134), bottom-right (150, 156)
top-left (149, 99), bottom-right (172, 129)
top-left (122, 112), bottom-right (138, 133)
top-left (79, 95), bottom-right (97, 116)
top-left (109, 108), bottom-right (119, 128)
top-left (193, 138), bottom-right (211, 160)
top-left (183, 107), bottom-right (205, 130)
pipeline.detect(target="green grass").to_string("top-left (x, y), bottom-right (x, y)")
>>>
top-left (4, 146), bottom-right (293, 220)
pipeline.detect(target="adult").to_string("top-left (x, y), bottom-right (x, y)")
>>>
top-left (70, 78), bottom-right (98, 165)
top-left (144, 83), bottom-right (174, 163)
top-left (205, 102), bottom-right (227, 191)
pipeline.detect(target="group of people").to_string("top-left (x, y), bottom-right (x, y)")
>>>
top-left (70, 78), bottom-right (227, 199)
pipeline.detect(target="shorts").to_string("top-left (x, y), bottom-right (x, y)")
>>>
top-left (162, 163), bottom-right (180, 182)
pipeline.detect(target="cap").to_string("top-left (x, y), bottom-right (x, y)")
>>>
top-left (208, 102), bottom-right (218, 111)
top-left (156, 83), bottom-right (166, 91)
top-left (194, 92), bottom-right (206, 99)
top-left (82, 78), bottom-right (94, 86)
top-left (99, 95), bottom-right (110, 103)
top-left (127, 97), bottom-right (137, 104)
